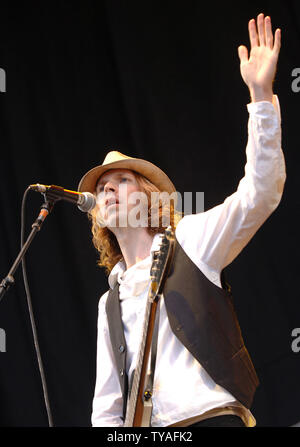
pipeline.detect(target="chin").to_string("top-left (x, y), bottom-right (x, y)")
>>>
top-left (103, 213), bottom-right (128, 229)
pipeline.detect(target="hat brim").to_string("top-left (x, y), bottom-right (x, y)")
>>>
top-left (78, 158), bottom-right (176, 195)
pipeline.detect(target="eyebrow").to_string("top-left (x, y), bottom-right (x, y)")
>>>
top-left (97, 172), bottom-right (133, 187)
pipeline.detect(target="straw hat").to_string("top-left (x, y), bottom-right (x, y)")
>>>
top-left (78, 151), bottom-right (176, 194)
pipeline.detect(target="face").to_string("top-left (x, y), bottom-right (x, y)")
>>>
top-left (95, 169), bottom-right (148, 229)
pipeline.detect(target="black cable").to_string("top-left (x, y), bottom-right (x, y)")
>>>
top-left (21, 187), bottom-right (54, 427)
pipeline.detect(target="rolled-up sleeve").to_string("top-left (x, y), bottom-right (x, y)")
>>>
top-left (91, 292), bottom-right (124, 427)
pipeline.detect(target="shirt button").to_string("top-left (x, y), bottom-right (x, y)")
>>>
top-left (119, 345), bottom-right (125, 353)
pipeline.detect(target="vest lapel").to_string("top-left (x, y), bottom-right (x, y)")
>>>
top-left (106, 283), bottom-right (128, 420)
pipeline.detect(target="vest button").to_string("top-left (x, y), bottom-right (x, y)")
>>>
top-left (119, 368), bottom-right (124, 376)
top-left (176, 324), bottom-right (182, 331)
top-left (119, 345), bottom-right (125, 353)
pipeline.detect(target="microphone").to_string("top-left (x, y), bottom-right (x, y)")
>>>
top-left (29, 184), bottom-right (96, 212)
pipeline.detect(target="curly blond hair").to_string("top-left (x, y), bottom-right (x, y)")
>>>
top-left (88, 171), bottom-right (181, 275)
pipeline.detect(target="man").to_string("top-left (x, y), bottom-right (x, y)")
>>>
top-left (78, 13), bottom-right (286, 427)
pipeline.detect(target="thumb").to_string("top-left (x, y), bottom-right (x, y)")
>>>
top-left (238, 45), bottom-right (248, 63)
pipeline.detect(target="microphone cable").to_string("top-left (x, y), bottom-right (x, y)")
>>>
top-left (21, 187), bottom-right (53, 427)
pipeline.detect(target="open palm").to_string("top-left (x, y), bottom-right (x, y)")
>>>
top-left (238, 14), bottom-right (281, 101)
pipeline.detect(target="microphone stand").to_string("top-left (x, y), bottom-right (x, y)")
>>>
top-left (0, 195), bottom-right (56, 427)
top-left (0, 198), bottom-right (54, 301)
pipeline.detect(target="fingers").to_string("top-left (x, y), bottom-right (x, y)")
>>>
top-left (238, 45), bottom-right (248, 63)
top-left (265, 16), bottom-right (273, 48)
top-left (257, 13), bottom-right (266, 46)
top-left (248, 13), bottom-right (281, 53)
top-left (249, 18), bottom-right (258, 48)
top-left (273, 28), bottom-right (281, 55)
top-left (248, 13), bottom-right (265, 48)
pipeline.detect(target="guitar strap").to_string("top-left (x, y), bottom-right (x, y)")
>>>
top-left (105, 283), bottom-right (129, 420)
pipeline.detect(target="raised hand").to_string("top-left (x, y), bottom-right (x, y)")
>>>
top-left (238, 13), bottom-right (281, 103)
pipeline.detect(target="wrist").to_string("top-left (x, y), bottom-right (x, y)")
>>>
top-left (248, 85), bottom-right (273, 103)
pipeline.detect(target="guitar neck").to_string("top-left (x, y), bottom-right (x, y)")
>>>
top-left (124, 286), bottom-right (157, 427)
top-left (123, 227), bottom-right (175, 427)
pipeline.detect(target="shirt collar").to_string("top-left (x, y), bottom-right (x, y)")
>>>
top-left (108, 233), bottom-right (164, 290)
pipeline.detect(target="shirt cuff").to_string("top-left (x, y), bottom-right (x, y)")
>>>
top-left (247, 94), bottom-right (281, 123)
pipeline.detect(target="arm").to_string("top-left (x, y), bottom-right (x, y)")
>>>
top-left (175, 14), bottom-right (286, 286)
top-left (91, 292), bottom-right (124, 427)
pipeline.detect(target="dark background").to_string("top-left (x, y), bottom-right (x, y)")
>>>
top-left (0, 0), bottom-right (299, 427)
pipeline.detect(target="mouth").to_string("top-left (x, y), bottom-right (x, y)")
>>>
top-left (107, 203), bottom-right (119, 210)
top-left (105, 197), bottom-right (119, 209)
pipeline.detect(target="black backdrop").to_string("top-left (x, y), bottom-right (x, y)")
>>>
top-left (0, 0), bottom-right (299, 428)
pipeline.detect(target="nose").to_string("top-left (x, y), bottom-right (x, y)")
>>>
top-left (104, 181), bottom-right (117, 193)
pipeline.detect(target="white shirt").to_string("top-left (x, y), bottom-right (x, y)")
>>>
top-left (91, 97), bottom-right (286, 427)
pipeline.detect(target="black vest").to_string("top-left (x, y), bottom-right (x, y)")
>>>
top-left (105, 238), bottom-right (259, 419)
